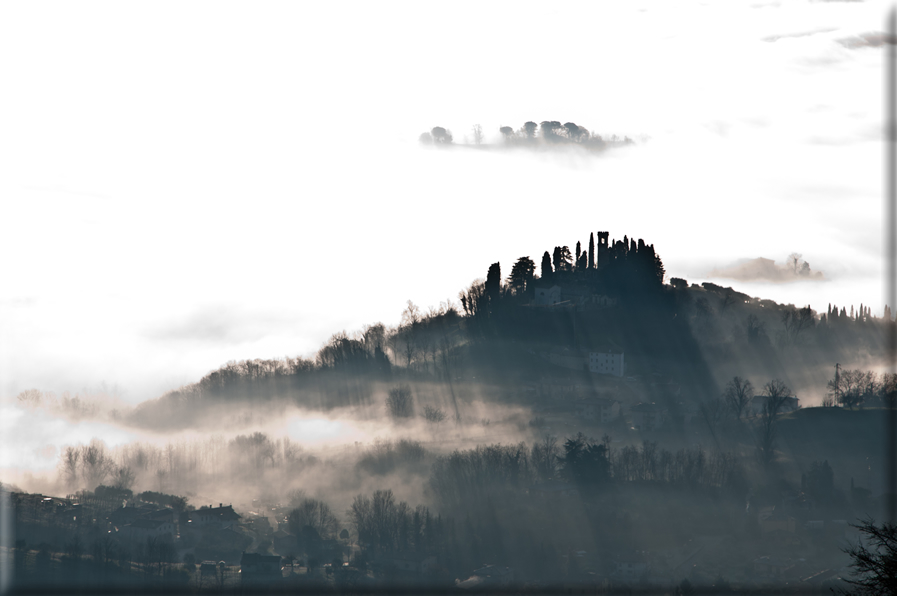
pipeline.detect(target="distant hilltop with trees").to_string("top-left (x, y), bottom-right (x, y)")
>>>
top-left (22, 228), bottom-right (892, 431)
top-left (419, 121), bottom-right (636, 150)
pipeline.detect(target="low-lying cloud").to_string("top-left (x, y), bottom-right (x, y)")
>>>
top-left (708, 256), bottom-right (825, 283)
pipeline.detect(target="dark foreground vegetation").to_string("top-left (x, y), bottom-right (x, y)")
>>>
top-left (7, 229), bottom-right (895, 594)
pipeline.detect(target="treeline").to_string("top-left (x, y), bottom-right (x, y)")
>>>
top-left (56, 433), bottom-right (320, 495)
top-left (418, 121), bottom-right (635, 149)
top-left (429, 436), bottom-right (744, 512)
top-left (125, 303), bottom-right (466, 428)
top-left (461, 231), bottom-right (666, 327)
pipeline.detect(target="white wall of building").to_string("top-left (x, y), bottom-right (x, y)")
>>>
top-left (589, 352), bottom-right (624, 377)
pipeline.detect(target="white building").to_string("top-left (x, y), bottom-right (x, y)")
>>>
top-left (589, 352), bottom-right (624, 377)
top-left (534, 285), bottom-right (562, 306)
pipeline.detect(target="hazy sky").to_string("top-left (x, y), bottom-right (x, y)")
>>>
top-left (0, 0), bottom-right (888, 403)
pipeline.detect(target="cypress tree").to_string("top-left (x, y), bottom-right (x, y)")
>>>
top-left (588, 233), bottom-right (595, 269)
top-left (541, 251), bottom-right (553, 278)
top-left (485, 262), bottom-right (501, 300)
top-left (575, 241), bottom-right (581, 267)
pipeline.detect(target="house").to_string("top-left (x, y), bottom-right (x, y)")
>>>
top-left (748, 395), bottom-right (799, 417)
top-left (120, 518), bottom-right (175, 542)
top-left (630, 403), bottom-right (667, 431)
top-left (534, 285), bottom-right (562, 306)
top-left (589, 351), bottom-right (624, 377)
top-left (240, 552), bottom-right (283, 584)
top-left (188, 504), bottom-right (241, 530)
top-left (578, 397), bottom-right (621, 423)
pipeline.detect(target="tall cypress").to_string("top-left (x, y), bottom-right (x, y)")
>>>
top-left (485, 262), bottom-right (501, 300)
top-left (541, 251), bottom-right (553, 278)
top-left (588, 233), bottom-right (595, 269)
top-left (575, 241), bottom-right (581, 266)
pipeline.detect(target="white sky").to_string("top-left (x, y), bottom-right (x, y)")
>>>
top-left (0, 0), bottom-right (890, 403)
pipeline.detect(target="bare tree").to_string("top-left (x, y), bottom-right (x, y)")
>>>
top-left (762, 379), bottom-right (792, 417)
top-left (788, 252), bottom-right (802, 275)
top-left (755, 379), bottom-right (792, 467)
top-left (780, 305), bottom-right (815, 343)
top-left (288, 498), bottom-right (340, 540)
top-left (61, 446), bottom-right (81, 490)
top-left (471, 124), bottom-right (484, 145)
top-left (723, 377), bottom-right (754, 419)
top-left (841, 518), bottom-right (897, 595)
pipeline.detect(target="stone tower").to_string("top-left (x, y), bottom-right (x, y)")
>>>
top-left (596, 231), bottom-right (610, 267)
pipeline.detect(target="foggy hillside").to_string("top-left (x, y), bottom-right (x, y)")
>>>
top-left (6, 229), bottom-right (893, 593)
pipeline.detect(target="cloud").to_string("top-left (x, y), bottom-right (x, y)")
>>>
top-left (762, 27), bottom-right (839, 43)
top-left (708, 257), bottom-right (825, 283)
top-left (142, 305), bottom-right (301, 345)
top-left (837, 31), bottom-right (897, 49)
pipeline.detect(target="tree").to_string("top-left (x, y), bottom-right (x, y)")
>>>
top-left (471, 124), bottom-right (484, 145)
top-left (588, 233), bottom-right (595, 269)
top-left (288, 498), bottom-right (339, 540)
top-left (418, 132), bottom-right (433, 144)
top-left (788, 252), bottom-right (802, 275)
top-left (485, 262), bottom-right (502, 300)
top-left (541, 251), bottom-right (552, 278)
top-left (423, 405), bottom-right (446, 424)
top-left (522, 121), bottom-right (538, 140)
top-left (499, 126), bottom-right (515, 142)
top-left (555, 246), bottom-right (573, 272)
top-left (386, 386), bottom-right (414, 418)
top-left (575, 241), bottom-right (581, 267)
top-left (841, 518), bottom-right (897, 595)
top-left (508, 256), bottom-right (535, 294)
top-left (654, 252), bottom-right (666, 284)
top-left (459, 279), bottom-right (485, 318)
top-left (755, 379), bottom-right (791, 467)
top-left (431, 127), bottom-right (452, 144)
top-left (829, 367), bottom-right (877, 409)
top-left (781, 305), bottom-right (815, 343)
top-left (560, 433), bottom-right (609, 487)
top-left (723, 377), bottom-right (754, 419)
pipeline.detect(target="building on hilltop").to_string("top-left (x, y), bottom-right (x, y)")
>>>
top-left (188, 503), bottom-right (241, 530)
top-left (589, 351), bottom-right (624, 377)
top-left (534, 285), bottom-right (562, 306)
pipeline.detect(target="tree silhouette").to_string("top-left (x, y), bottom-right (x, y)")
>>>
top-left (588, 233), bottom-right (595, 269)
top-left (508, 257), bottom-right (535, 295)
top-left (541, 251), bottom-right (552, 278)
top-left (471, 124), bottom-right (484, 145)
top-left (431, 127), bottom-right (453, 144)
top-left (522, 121), bottom-right (538, 140)
top-left (485, 262), bottom-right (502, 301)
top-left (723, 377), bottom-right (753, 419)
top-left (386, 386), bottom-right (414, 418)
top-left (841, 518), bottom-right (897, 595)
